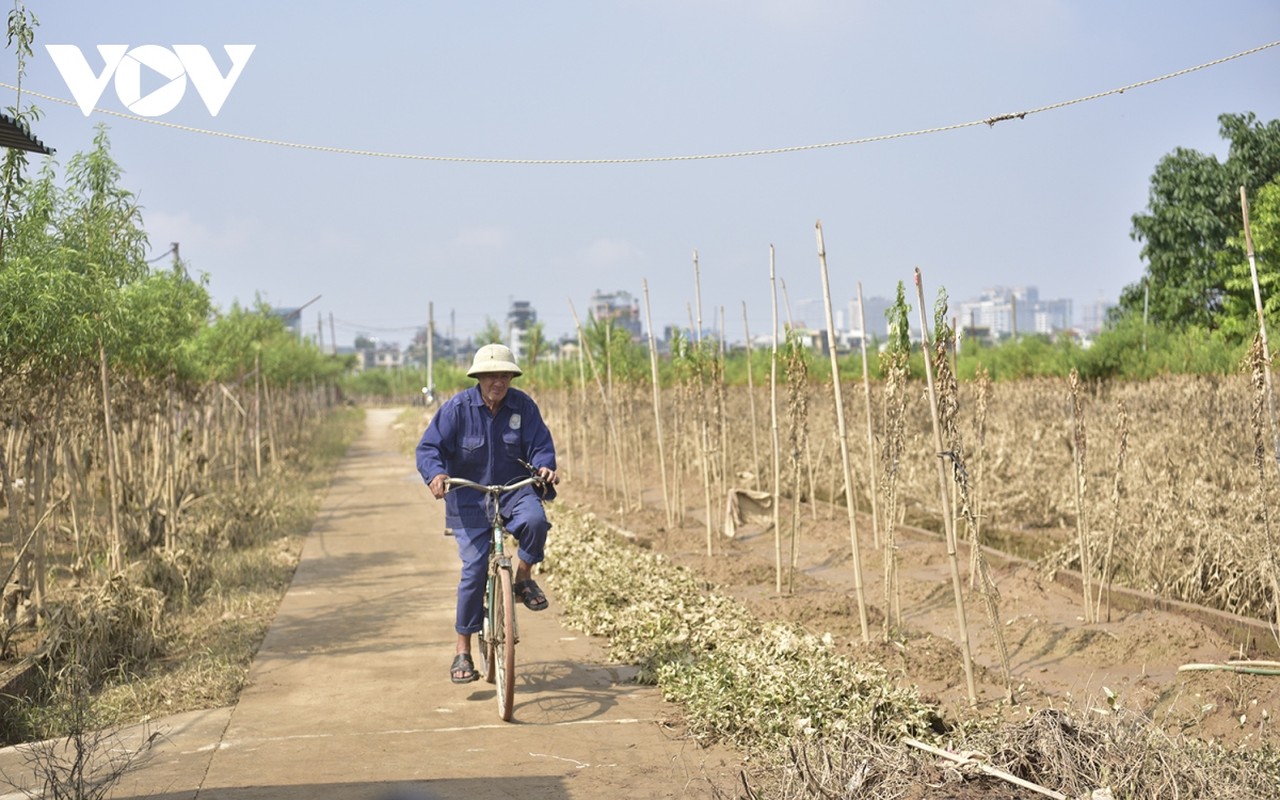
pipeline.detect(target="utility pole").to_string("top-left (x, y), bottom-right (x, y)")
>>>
top-left (329, 313), bottom-right (337, 356)
top-left (317, 312), bottom-right (324, 352)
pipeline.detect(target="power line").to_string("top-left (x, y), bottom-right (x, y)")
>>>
top-left (5, 39), bottom-right (1277, 165)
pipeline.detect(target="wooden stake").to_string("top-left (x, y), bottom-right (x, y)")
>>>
top-left (914, 267), bottom-right (977, 706)
top-left (642, 279), bottom-right (674, 529)
top-left (253, 351), bottom-right (262, 479)
top-left (718, 304), bottom-right (728, 505)
top-left (770, 246), bottom-right (784, 594)
top-left (693, 252), bottom-right (714, 555)
top-left (816, 221), bottom-right (869, 642)
top-left (1069, 368), bottom-right (1094, 623)
top-left (1241, 185), bottom-right (1280, 481)
top-left (903, 738), bottom-right (1067, 799)
top-left (568, 299), bottom-right (630, 519)
top-left (742, 302), bottom-right (762, 491)
top-left (99, 340), bottom-right (122, 573)
top-left (857, 283), bottom-right (881, 548)
top-left (577, 341), bottom-right (590, 484)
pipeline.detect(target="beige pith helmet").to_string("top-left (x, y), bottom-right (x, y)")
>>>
top-left (466, 343), bottom-right (523, 378)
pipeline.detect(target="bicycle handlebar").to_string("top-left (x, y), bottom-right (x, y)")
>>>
top-left (445, 474), bottom-right (543, 495)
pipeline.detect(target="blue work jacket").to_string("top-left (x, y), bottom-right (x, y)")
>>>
top-left (415, 385), bottom-right (557, 528)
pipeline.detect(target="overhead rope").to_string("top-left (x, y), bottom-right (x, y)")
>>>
top-left (4, 39), bottom-right (1276, 164)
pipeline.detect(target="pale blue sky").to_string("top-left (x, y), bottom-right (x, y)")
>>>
top-left (12, 1), bottom-right (1280, 347)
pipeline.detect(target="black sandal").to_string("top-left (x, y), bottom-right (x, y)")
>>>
top-left (450, 652), bottom-right (479, 684)
top-left (513, 579), bottom-right (549, 612)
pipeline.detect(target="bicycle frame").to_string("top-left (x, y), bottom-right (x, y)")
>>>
top-left (445, 473), bottom-right (541, 721)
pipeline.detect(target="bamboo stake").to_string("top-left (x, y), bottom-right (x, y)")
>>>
top-left (1241, 185), bottom-right (1280, 481)
top-left (816, 221), bottom-right (869, 642)
top-left (770, 246), bottom-right (784, 594)
top-left (856, 283), bottom-right (881, 548)
top-left (253, 351), bottom-right (262, 479)
top-left (717, 304), bottom-right (728, 504)
top-left (568, 299), bottom-right (630, 520)
top-left (642, 279), bottom-right (674, 529)
top-left (1179, 662), bottom-right (1280, 676)
top-left (604, 321), bottom-right (616, 501)
top-left (1069, 368), bottom-right (1095, 623)
top-left (99, 340), bottom-right (122, 573)
top-left (165, 384), bottom-right (177, 552)
top-left (693, 252), bottom-right (714, 555)
top-left (31, 395), bottom-right (59, 612)
top-left (789, 450), bottom-right (800, 594)
top-left (742, 302), bottom-right (762, 491)
top-left (577, 342), bottom-right (590, 485)
top-left (806, 426), bottom-right (819, 520)
top-left (903, 738), bottom-right (1067, 799)
top-left (264, 375), bottom-right (278, 469)
top-left (1095, 401), bottom-right (1128, 623)
top-left (693, 250), bottom-right (703, 346)
top-left (913, 267), bottom-right (977, 706)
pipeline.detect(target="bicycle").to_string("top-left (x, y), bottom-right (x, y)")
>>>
top-left (444, 464), bottom-right (547, 721)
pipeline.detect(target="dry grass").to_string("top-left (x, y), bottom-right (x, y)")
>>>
top-left (3, 406), bottom-right (363, 743)
top-left (542, 373), bottom-right (1280, 623)
top-left (763, 704), bottom-right (1280, 799)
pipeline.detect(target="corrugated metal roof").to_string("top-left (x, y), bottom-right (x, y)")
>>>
top-left (0, 111), bottom-right (51, 154)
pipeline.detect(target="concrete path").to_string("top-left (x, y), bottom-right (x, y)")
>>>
top-left (0, 408), bottom-right (740, 800)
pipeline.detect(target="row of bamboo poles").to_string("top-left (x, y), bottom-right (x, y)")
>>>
top-left (538, 207), bottom-right (1278, 708)
top-left (1, 354), bottom-right (339, 631)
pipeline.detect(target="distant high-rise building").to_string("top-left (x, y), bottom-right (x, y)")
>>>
top-left (848, 296), bottom-right (892, 340)
top-left (957, 286), bottom-right (1071, 338)
top-left (1080, 295), bottom-right (1115, 333)
top-left (588, 290), bottom-right (643, 340)
top-left (505, 300), bottom-right (537, 361)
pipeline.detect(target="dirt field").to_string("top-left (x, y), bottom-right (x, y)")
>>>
top-left (561, 472), bottom-right (1280, 757)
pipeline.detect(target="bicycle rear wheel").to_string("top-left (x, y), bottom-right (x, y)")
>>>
top-left (494, 566), bottom-right (516, 720)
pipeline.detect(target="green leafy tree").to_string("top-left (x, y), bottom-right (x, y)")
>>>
top-left (1220, 176), bottom-right (1280, 337)
top-left (522, 320), bottom-right (547, 369)
top-left (116, 265), bottom-right (213, 379)
top-left (0, 1), bottom-right (40, 260)
top-left (476, 317), bottom-right (503, 345)
top-left (0, 127), bottom-right (158, 382)
top-left (1119, 112), bottom-right (1280, 330)
top-left (582, 315), bottom-right (646, 382)
top-left (183, 298), bottom-right (343, 385)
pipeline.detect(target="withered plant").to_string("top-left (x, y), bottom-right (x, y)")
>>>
top-left (878, 285), bottom-right (912, 638)
top-left (1246, 334), bottom-right (1280, 635)
top-left (783, 329), bottom-right (811, 593)
top-left (1096, 400), bottom-right (1129, 622)
top-left (1068, 368), bottom-right (1095, 622)
top-left (931, 297), bottom-right (1011, 701)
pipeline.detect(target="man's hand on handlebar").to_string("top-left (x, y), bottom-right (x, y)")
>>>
top-left (428, 473), bottom-right (449, 500)
top-left (519, 458), bottom-right (558, 488)
top-left (536, 466), bottom-right (559, 487)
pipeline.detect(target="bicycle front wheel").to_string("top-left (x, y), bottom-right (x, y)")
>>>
top-left (480, 574), bottom-right (496, 684)
top-left (494, 566), bottom-right (516, 720)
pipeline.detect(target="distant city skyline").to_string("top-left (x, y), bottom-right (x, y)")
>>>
top-left (45, 2), bottom-right (1270, 352)
top-left (338, 281), bottom-right (1110, 362)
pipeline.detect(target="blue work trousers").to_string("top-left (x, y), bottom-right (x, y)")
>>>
top-left (453, 491), bottom-right (549, 635)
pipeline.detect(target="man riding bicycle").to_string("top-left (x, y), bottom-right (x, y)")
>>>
top-left (416, 343), bottom-right (559, 684)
